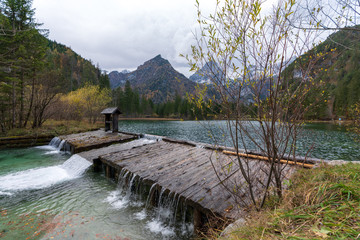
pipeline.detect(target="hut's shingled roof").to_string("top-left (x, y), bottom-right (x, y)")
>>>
top-left (101, 107), bottom-right (121, 114)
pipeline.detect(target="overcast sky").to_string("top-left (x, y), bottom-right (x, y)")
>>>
top-left (32, 0), bottom-right (219, 77)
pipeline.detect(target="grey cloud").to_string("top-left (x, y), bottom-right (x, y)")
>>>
top-left (33, 0), bottom-right (217, 76)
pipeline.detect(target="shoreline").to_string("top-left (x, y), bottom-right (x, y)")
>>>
top-left (118, 117), bottom-right (353, 124)
top-left (118, 117), bottom-right (180, 121)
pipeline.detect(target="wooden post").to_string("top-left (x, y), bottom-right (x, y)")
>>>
top-left (105, 165), bottom-right (110, 178)
top-left (113, 113), bottom-right (119, 132)
top-left (193, 209), bottom-right (203, 232)
top-left (93, 158), bottom-right (102, 172)
top-left (105, 114), bottom-right (111, 131)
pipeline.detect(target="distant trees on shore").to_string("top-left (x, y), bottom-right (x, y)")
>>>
top-left (111, 80), bottom-right (217, 120)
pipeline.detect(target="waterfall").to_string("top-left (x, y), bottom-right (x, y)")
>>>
top-left (105, 170), bottom-right (194, 238)
top-left (48, 137), bottom-right (66, 150)
top-left (36, 137), bottom-right (70, 154)
top-left (49, 136), bottom-right (60, 146)
top-left (145, 187), bottom-right (193, 237)
top-left (0, 154), bottom-right (92, 194)
top-left (61, 155), bottom-right (92, 176)
top-left (146, 183), bottom-right (158, 208)
top-left (125, 173), bottom-right (138, 199)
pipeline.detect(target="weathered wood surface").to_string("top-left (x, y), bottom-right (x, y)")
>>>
top-left (100, 140), bottom-right (295, 219)
top-left (59, 129), bottom-right (137, 153)
top-left (79, 138), bottom-right (157, 163)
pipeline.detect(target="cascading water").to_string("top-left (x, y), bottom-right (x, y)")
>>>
top-left (105, 168), bottom-right (194, 239)
top-left (48, 137), bottom-right (66, 151)
top-left (106, 171), bottom-right (142, 209)
top-left (146, 183), bottom-right (158, 208)
top-left (49, 136), bottom-right (61, 147)
top-left (36, 136), bottom-right (70, 154)
top-left (145, 187), bottom-right (193, 237)
top-left (0, 154), bottom-right (92, 195)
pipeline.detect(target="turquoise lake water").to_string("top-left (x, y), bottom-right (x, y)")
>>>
top-left (118, 120), bottom-right (360, 161)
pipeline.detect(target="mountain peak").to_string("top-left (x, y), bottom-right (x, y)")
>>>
top-left (154, 54), bottom-right (162, 59)
top-left (147, 54), bottom-right (169, 65)
top-left (136, 54), bottom-right (171, 72)
top-left (109, 55), bottom-right (196, 103)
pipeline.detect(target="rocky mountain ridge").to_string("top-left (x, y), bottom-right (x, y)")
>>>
top-left (109, 55), bottom-right (197, 103)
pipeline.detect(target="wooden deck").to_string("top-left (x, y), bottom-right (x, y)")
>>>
top-left (99, 139), bottom-right (295, 219)
top-left (59, 129), bottom-right (137, 153)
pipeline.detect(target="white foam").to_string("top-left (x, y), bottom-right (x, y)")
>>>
top-left (44, 150), bottom-right (61, 155)
top-left (146, 220), bottom-right (175, 236)
top-left (0, 154), bottom-right (91, 193)
top-left (181, 223), bottom-right (194, 236)
top-left (106, 190), bottom-right (121, 202)
top-left (134, 209), bottom-right (147, 220)
top-left (111, 198), bottom-right (129, 209)
top-left (35, 145), bottom-right (57, 151)
top-left (105, 190), bottom-right (129, 209)
top-left (35, 142), bottom-right (62, 155)
top-left (130, 201), bottom-right (144, 207)
top-left (0, 166), bottom-right (71, 191)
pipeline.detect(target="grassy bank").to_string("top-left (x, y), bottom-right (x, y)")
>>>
top-left (0, 120), bottom-right (102, 138)
top-left (221, 163), bottom-right (360, 239)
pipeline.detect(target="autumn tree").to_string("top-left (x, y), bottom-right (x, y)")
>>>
top-left (61, 84), bottom-right (111, 123)
top-left (186, 0), bottom-right (323, 210)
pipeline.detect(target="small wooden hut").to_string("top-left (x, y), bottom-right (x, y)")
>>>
top-left (101, 107), bottom-right (121, 132)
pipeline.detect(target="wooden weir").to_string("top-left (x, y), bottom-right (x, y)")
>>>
top-left (58, 130), bottom-right (316, 232)
top-left (59, 129), bottom-right (137, 154)
top-left (97, 139), bottom-right (299, 228)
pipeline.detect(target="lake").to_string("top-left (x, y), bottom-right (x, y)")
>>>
top-left (118, 120), bottom-right (360, 161)
top-left (0, 120), bottom-right (358, 239)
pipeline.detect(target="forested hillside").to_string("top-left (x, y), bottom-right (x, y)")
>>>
top-left (0, 0), bottom-right (110, 132)
top-left (285, 27), bottom-right (360, 120)
top-left (317, 28), bottom-right (360, 119)
top-left (47, 40), bottom-right (109, 91)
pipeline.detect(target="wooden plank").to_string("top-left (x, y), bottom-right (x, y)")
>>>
top-left (223, 150), bottom-right (314, 168)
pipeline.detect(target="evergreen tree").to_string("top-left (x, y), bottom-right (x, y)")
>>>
top-left (0, 0), bottom-right (45, 129)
